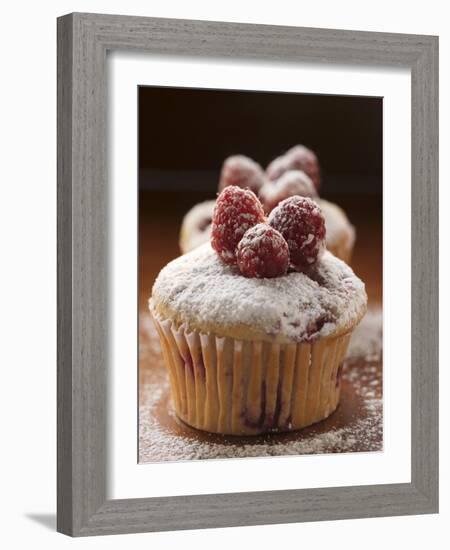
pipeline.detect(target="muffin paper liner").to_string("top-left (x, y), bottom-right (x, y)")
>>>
top-left (151, 311), bottom-right (352, 435)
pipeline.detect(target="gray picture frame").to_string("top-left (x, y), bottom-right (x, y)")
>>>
top-left (57, 12), bottom-right (439, 536)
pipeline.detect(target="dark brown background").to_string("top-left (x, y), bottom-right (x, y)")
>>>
top-left (139, 86), bottom-right (382, 194)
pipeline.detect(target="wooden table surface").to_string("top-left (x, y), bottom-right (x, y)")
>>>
top-left (138, 191), bottom-right (382, 462)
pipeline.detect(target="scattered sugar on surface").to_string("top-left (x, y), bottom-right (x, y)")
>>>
top-left (139, 306), bottom-right (382, 463)
top-left (346, 307), bottom-right (383, 362)
top-left (139, 364), bottom-right (382, 461)
top-left (139, 312), bottom-right (161, 357)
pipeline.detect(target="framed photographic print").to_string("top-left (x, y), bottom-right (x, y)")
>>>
top-left (57, 13), bottom-right (438, 536)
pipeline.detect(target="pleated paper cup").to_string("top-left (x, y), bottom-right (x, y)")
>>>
top-left (151, 309), bottom-right (352, 436)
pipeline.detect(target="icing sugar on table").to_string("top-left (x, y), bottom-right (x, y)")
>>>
top-left (138, 307), bottom-right (382, 462)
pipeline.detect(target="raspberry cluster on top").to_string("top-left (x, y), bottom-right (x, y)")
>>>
top-left (211, 185), bottom-right (326, 279)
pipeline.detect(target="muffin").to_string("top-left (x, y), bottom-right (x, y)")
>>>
top-left (153, 189), bottom-right (367, 436)
top-left (179, 200), bottom-right (213, 255)
top-left (179, 197), bottom-right (355, 263)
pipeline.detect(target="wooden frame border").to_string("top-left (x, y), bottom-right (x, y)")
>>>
top-left (57, 13), bottom-right (438, 536)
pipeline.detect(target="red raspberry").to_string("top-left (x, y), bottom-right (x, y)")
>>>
top-left (260, 170), bottom-right (317, 213)
top-left (268, 196), bottom-right (326, 270)
top-left (218, 155), bottom-right (267, 195)
top-left (211, 186), bottom-right (265, 265)
top-left (236, 224), bottom-right (289, 278)
top-left (266, 145), bottom-right (321, 190)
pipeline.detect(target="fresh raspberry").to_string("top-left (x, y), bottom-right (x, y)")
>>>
top-left (266, 145), bottom-right (321, 190)
top-left (211, 186), bottom-right (265, 265)
top-left (268, 196), bottom-right (326, 270)
top-left (236, 224), bottom-right (289, 278)
top-left (259, 170), bottom-right (318, 213)
top-left (218, 155), bottom-right (267, 195)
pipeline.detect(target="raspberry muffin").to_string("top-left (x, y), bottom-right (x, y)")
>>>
top-left (152, 188), bottom-right (367, 435)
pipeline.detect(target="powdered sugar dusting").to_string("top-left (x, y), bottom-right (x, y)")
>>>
top-left (347, 307), bottom-right (383, 362)
top-left (151, 243), bottom-right (367, 342)
top-left (139, 398), bottom-right (382, 462)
